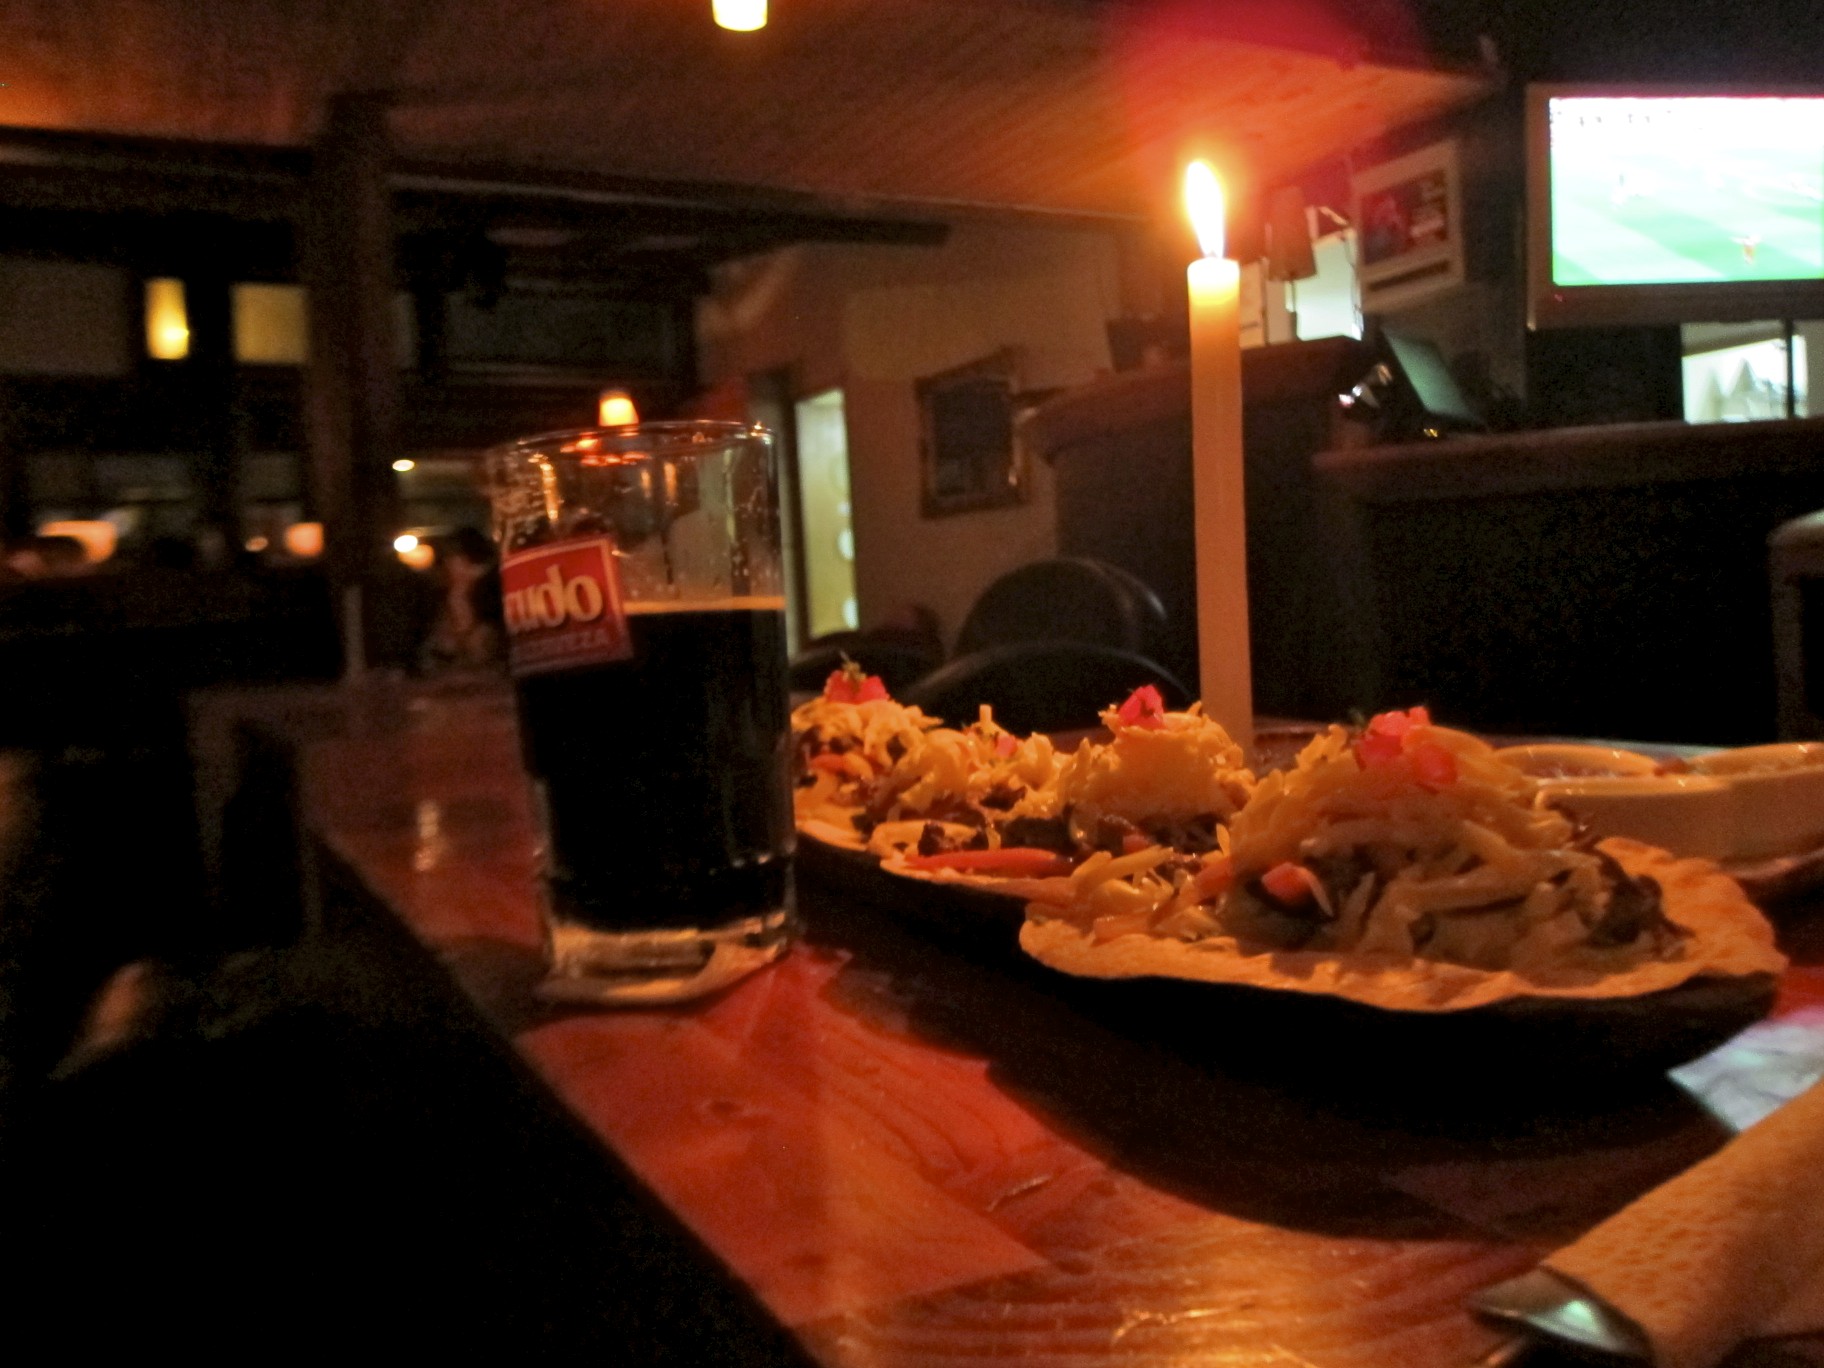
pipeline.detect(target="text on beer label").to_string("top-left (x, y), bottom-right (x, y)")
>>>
top-left (499, 535), bottom-right (632, 676)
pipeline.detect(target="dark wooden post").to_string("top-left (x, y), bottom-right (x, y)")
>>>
top-left (303, 91), bottom-right (402, 672)
top-left (0, 377), bottom-right (26, 540)
top-left (185, 273), bottom-right (241, 546)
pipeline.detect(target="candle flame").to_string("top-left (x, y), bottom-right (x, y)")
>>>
top-left (1184, 161), bottom-right (1225, 260)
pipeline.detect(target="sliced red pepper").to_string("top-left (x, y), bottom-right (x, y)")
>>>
top-left (1409, 740), bottom-right (1459, 790)
top-left (1260, 861), bottom-right (1320, 906)
top-left (903, 847), bottom-right (1077, 878)
top-left (1193, 855), bottom-right (1234, 900)
top-left (1116, 684), bottom-right (1166, 729)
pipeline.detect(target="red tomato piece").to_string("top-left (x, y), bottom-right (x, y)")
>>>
top-left (1193, 855), bottom-right (1234, 900)
top-left (1116, 684), bottom-right (1167, 729)
top-left (1260, 861), bottom-right (1318, 906)
top-left (994, 732), bottom-right (1017, 758)
top-left (824, 669), bottom-right (889, 704)
top-left (1354, 728), bottom-right (1404, 769)
top-left (1410, 741), bottom-right (1459, 790)
top-left (1353, 705), bottom-right (1433, 769)
top-left (903, 848), bottom-right (1076, 878)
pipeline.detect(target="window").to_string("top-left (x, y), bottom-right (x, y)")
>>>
top-left (0, 260), bottom-right (131, 376)
top-left (144, 277), bottom-right (190, 360)
top-left (792, 389), bottom-right (858, 638)
top-left (233, 283), bottom-right (308, 364)
top-left (1682, 321), bottom-right (1810, 422)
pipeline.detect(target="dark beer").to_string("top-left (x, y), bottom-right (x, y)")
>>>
top-left (512, 600), bottom-right (793, 930)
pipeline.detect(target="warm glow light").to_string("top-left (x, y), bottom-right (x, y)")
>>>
top-left (393, 533), bottom-right (420, 554)
top-left (1184, 161), bottom-right (1226, 260)
top-left (38, 520), bottom-right (117, 564)
top-left (713, 0), bottom-right (766, 30)
top-left (145, 277), bottom-right (190, 360)
top-left (245, 535), bottom-right (270, 553)
top-left (398, 540), bottom-right (435, 571)
top-left (284, 522), bottom-right (324, 558)
top-left (598, 389), bottom-right (639, 427)
top-left (392, 458), bottom-right (416, 473)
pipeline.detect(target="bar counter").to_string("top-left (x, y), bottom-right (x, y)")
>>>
top-left (297, 687), bottom-right (1824, 1366)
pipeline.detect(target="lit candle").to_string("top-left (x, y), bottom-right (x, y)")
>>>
top-left (1184, 161), bottom-right (1253, 753)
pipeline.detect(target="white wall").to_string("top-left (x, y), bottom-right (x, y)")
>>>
top-left (697, 221), bottom-right (1124, 647)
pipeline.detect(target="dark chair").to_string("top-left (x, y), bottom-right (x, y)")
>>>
top-left (953, 557), bottom-right (1168, 659)
top-left (900, 640), bottom-right (1191, 733)
top-left (1772, 510), bottom-right (1824, 739)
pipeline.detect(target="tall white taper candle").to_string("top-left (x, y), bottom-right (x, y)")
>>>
top-left (1185, 162), bottom-right (1253, 753)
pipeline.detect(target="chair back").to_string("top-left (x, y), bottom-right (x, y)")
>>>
top-left (953, 558), bottom-right (1166, 659)
top-left (1771, 510), bottom-right (1824, 738)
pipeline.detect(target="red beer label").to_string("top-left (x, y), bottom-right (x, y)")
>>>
top-left (500, 535), bottom-right (632, 678)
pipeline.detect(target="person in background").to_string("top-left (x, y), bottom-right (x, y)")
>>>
top-left (420, 527), bottom-right (504, 673)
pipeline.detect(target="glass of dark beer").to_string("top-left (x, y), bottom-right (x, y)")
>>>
top-left (485, 422), bottom-right (795, 1005)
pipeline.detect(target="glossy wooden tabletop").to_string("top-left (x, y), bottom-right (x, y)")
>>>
top-left (300, 688), bottom-right (1824, 1368)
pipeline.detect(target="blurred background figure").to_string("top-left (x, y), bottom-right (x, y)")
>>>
top-left (420, 527), bottom-right (503, 674)
top-left (5, 535), bottom-right (93, 580)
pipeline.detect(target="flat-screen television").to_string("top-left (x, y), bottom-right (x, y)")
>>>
top-left (1527, 86), bottom-right (1824, 327)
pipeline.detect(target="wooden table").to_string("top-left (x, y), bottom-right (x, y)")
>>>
top-left (300, 689), bottom-right (1824, 1367)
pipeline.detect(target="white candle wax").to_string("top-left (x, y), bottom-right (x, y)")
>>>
top-left (1187, 253), bottom-right (1253, 753)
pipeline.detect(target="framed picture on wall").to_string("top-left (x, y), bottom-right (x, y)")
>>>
top-left (917, 350), bottom-right (1027, 518)
top-left (1352, 139), bottom-right (1465, 314)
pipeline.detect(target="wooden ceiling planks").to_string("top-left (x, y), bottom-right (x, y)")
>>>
top-left (0, 0), bottom-right (1489, 220)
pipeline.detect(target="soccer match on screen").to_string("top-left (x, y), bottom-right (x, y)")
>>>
top-left (1549, 96), bottom-right (1824, 287)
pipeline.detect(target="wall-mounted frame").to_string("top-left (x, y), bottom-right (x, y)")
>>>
top-left (917, 349), bottom-right (1025, 518)
top-left (1352, 139), bottom-right (1465, 314)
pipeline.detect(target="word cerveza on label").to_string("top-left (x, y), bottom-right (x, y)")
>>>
top-left (500, 536), bottom-right (632, 677)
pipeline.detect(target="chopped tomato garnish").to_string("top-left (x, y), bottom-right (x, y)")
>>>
top-left (1121, 832), bottom-right (1153, 855)
top-left (1260, 861), bottom-right (1320, 906)
top-left (1354, 706), bottom-right (1442, 774)
top-left (1193, 855), bottom-right (1234, 900)
top-left (1409, 741), bottom-right (1459, 790)
top-left (904, 847), bottom-right (1076, 878)
top-left (994, 732), bottom-right (1017, 758)
top-left (1116, 684), bottom-right (1167, 729)
top-left (824, 663), bottom-right (889, 704)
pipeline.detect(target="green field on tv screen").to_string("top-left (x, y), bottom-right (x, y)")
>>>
top-left (1550, 96), bottom-right (1824, 288)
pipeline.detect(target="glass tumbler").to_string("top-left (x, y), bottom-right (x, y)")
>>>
top-left (485, 422), bottom-right (796, 1005)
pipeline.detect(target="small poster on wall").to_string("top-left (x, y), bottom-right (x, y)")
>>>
top-left (1352, 139), bottom-right (1465, 313)
top-left (917, 350), bottom-right (1027, 518)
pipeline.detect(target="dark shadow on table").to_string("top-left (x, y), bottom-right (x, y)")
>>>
top-left (797, 878), bottom-right (1744, 1242)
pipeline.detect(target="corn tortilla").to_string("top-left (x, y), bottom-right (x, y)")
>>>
top-left (1019, 838), bottom-right (1786, 1012)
